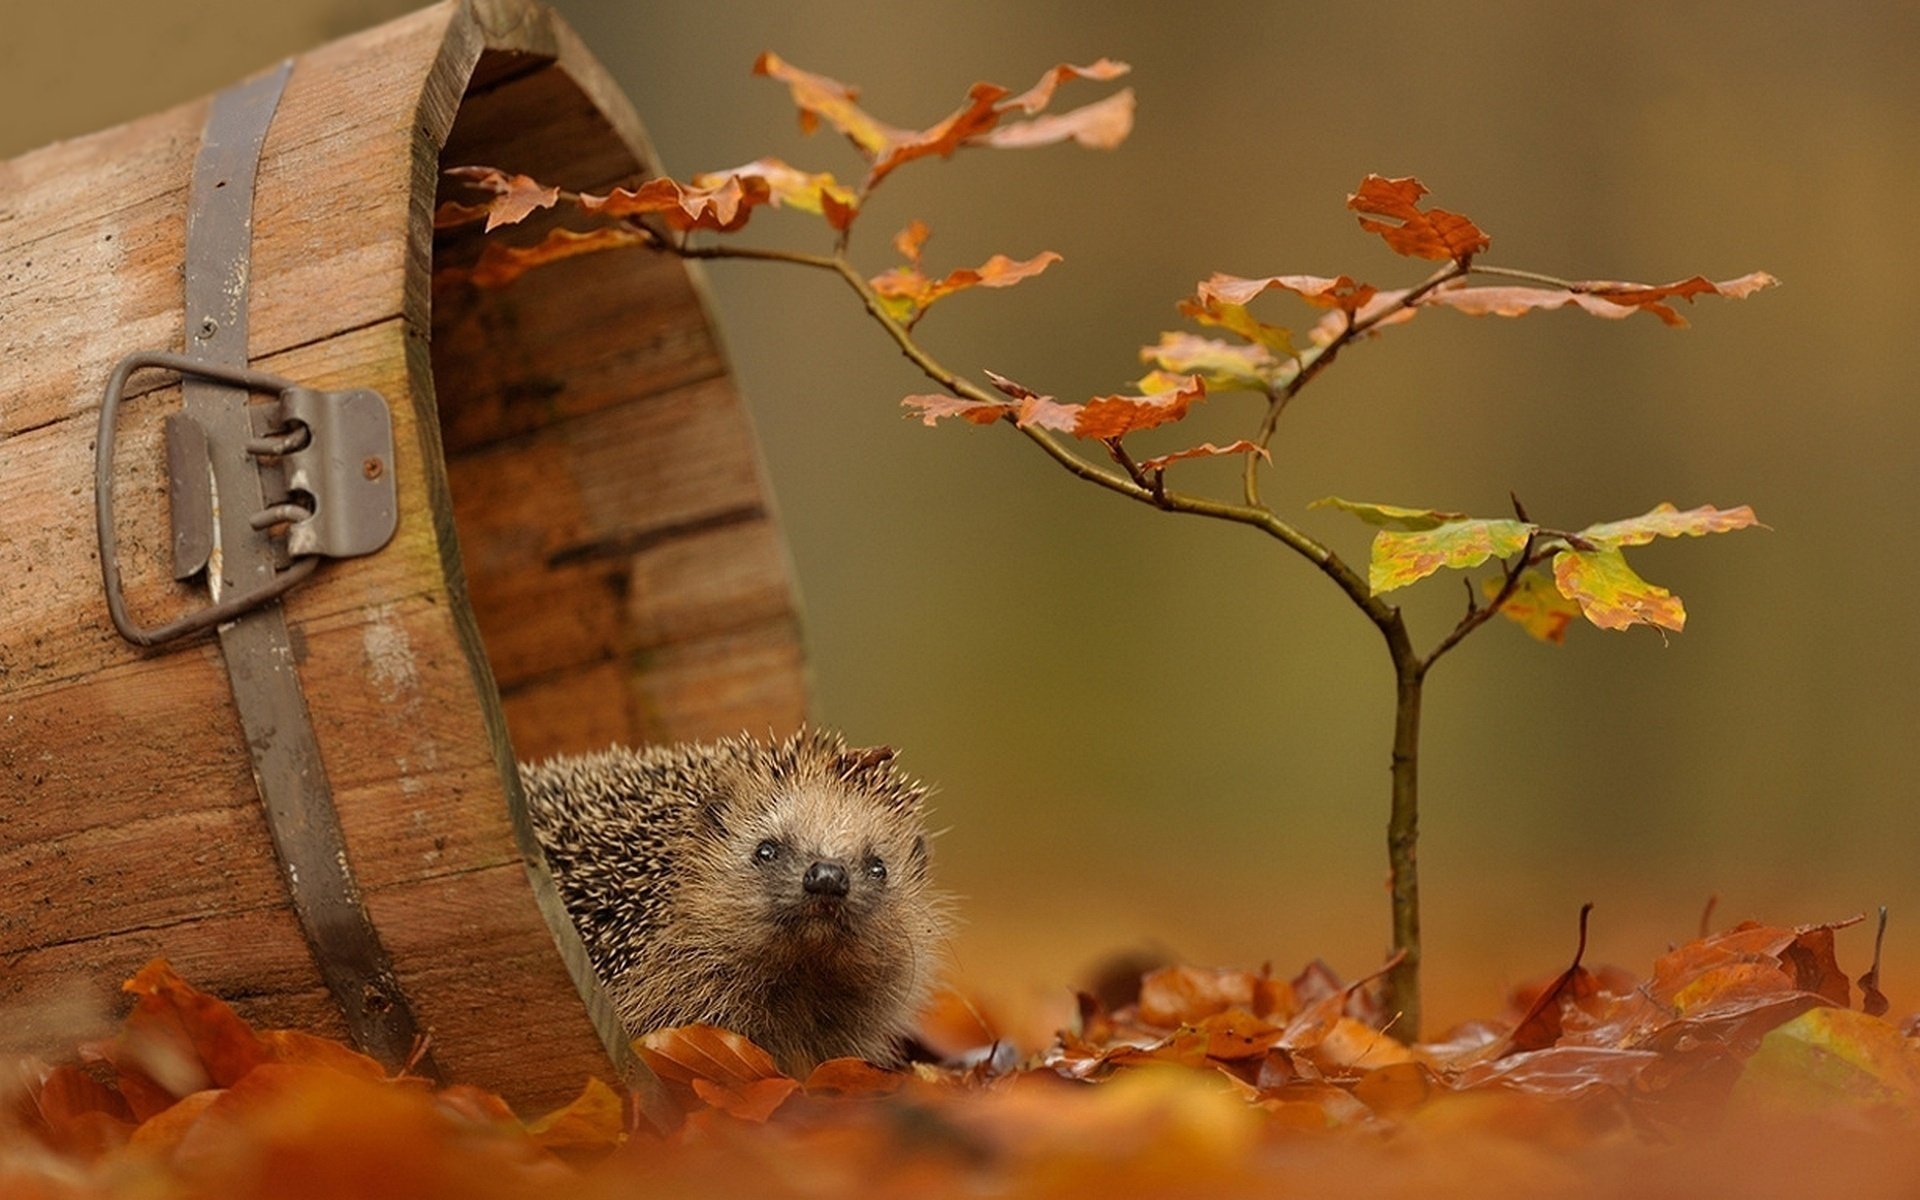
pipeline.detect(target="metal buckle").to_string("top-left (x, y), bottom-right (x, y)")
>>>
top-left (95, 349), bottom-right (397, 648)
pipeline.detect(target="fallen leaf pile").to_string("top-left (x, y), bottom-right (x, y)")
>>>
top-left (7, 916), bottom-right (1919, 1198)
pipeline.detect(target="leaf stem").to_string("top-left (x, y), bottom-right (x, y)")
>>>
top-left (1467, 264), bottom-right (1581, 290)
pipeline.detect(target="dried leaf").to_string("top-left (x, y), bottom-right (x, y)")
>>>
top-left (1135, 441), bottom-right (1269, 473)
top-left (1505, 905), bottom-right (1597, 1054)
top-left (1137, 332), bottom-right (1290, 393)
top-left (1552, 546), bottom-right (1684, 633)
top-left (1347, 175), bottom-right (1490, 263)
top-left (803, 1058), bottom-right (905, 1099)
top-left (1177, 276), bottom-right (1298, 356)
top-left (903, 393), bottom-right (1014, 428)
top-left (1487, 570), bottom-right (1582, 644)
top-left (635, 1024), bottom-right (785, 1089)
top-left (1073, 376), bottom-right (1207, 440)
top-left (689, 1076), bottom-right (801, 1123)
top-left (750, 52), bottom-right (894, 154)
top-left (1138, 966), bottom-right (1267, 1028)
top-left (983, 88), bottom-right (1137, 150)
top-left (870, 223), bottom-right (1061, 324)
top-left (1575, 502), bottom-right (1764, 547)
top-left (1576, 272), bottom-right (1780, 327)
top-left (1735, 1007), bottom-right (1920, 1110)
top-left (1309, 496), bottom-right (1471, 531)
top-left (690, 157), bottom-right (858, 229)
top-left (1370, 519), bottom-right (1533, 594)
top-left (438, 166), bottom-right (561, 231)
top-left (1199, 272), bottom-right (1379, 314)
top-left (578, 174), bottom-right (773, 232)
top-left (99, 959), bottom-right (268, 1119)
top-left (257, 1030), bottom-right (387, 1082)
top-left (465, 225), bottom-right (649, 289)
top-left (524, 1077), bottom-right (624, 1153)
top-left (753, 53), bottom-right (1131, 190)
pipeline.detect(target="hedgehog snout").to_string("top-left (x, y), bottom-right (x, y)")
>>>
top-left (801, 860), bottom-right (851, 898)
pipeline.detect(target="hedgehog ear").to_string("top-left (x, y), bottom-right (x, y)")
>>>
top-left (910, 835), bottom-right (930, 874)
top-left (832, 745), bottom-right (895, 781)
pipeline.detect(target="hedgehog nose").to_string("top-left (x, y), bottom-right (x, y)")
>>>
top-left (802, 861), bottom-right (850, 898)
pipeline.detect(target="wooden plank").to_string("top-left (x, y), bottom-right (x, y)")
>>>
top-left (500, 659), bottom-right (636, 761)
top-left (429, 247), bottom-right (726, 453)
top-left (0, 4), bottom-right (462, 439)
top-left (498, 616), bottom-right (807, 762)
top-left (2, 597), bottom-right (504, 875)
top-left (0, 904), bottom-right (343, 1057)
top-left (366, 860), bottom-right (615, 1108)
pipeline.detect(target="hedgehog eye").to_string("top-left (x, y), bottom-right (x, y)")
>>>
top-left (865, 856), bottom-right (887, 882)
top-left (754, 839), bottom-right (781, 865)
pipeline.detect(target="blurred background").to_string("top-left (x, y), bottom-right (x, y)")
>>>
top-left (7, 1), bottom-right (1916, 1033)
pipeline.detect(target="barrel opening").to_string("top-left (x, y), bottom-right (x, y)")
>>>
top-left (428, 52), bottom-right (806, 769)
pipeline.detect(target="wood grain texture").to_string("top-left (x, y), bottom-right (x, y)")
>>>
top-left (0, 0), bottom-right (809, 1112)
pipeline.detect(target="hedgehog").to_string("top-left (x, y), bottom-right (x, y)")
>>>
top-left (519, 727), bottom-right (949, 1073)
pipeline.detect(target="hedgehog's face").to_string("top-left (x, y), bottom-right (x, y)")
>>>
top-left (727, 782), bottom-right (929, 949)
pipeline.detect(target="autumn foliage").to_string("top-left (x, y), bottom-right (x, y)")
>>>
top-left (8, 926), bottom-right (1920, 1199)
top-left (435, 48), bottom-right (1782, 1044)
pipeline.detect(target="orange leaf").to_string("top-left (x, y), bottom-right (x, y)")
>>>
top-left (437, 166), bottom-right (560, 232)
top-left (1505, 904), bottom-right (1597, 1054)
top-left (1138, 332), bottom-right (1287, 393)
top-left (1347, 174), bottom-right (1490, 263)
top-left (578, 174), bottom-right (773, 232)
top-left (1486, 570), bottom-right (1581, 645)
top-left (871, 226), bottom-right (1061, 324)
top-left (1135, 441), bottom-right (1269, 473)
top-left (1137, 966), bottom-right (1290, 1028)
top-left (525, 1076), bottom-right (625, 1153)
top-left (23, 1064), bottom-right (136, 1157)
top-left (1199, 272), bottom-right (1378, 314)
top-left (688, 1075), bottom-right (801, 1122)
top-left (689, 157), bottom-right (858, 230)
top-left (755, 52), bottom-right (1131, 190)
top-left (751, 52), bottom-right (895, 154)
top-left (465, 225), bottom-right (649, 289)
top-left (95, 959), bottom-right (267, 1119)
top-left (1426, 273), bottom-right (1778, 327)
top-left (983, 89), bottom-right (1136, 150)
top-left (1073, 376), bottom-right (1206, 440)
top-left (257, 1029), bottom-right (387, 1082)
top-left (125, 1088), bottom-right (223, 1156)
top-left (902, 394), bottom-right (1018, 427)
top-left (635, 1025), bottom-right (793, 1116)
top-left (1576, 272), bottom-right (1778, 327)
top-left (1552, 546), bottom-right (1685, 633)
top-left (803, 1058), bottom-right (905, 1099)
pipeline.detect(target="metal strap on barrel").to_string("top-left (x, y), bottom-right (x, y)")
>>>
top-left (93, 62), bottom-right (440, 1080)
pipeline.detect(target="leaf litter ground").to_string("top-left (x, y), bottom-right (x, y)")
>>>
top-left (6, 913), bottom-right (1920, 1199)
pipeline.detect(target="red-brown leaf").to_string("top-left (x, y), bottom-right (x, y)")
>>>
top-left (1073, 376), bottom-right (1206, 440)
top-left (1347, 174), bottom-right (1490, 263)
top-left (754, 52), bottom-right (1131, 190)
top-left (465, 225), bottom-right (649, 289)
top-left (438, 166), bottom-right (561, 232)
top-left (636, 1024), bottom-right (785, 1088)
top-left (803, 1058), bottom-right (905, 1099)
top-left (92, 959), bottom-right (268, 1120)
top-left (524, 1077), bottom-right (625, 1153)
top-left (1135, 441), bottom-right (1269, 473)
top-left (578, 174), bottom-right (773, 232)
top-left (1199, 272), bottom-right (1379, 314)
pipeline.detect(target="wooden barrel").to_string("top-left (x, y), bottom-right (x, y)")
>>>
top-left (0, 0), bottom-right (807, 1111)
